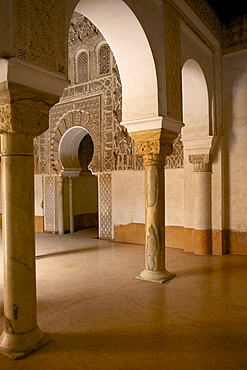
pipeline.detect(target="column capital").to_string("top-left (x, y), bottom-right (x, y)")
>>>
top-left (130, 128), bottom-right (178, 166)
top-left (0, 81), bottom-right (58, 136)
top-left (189, 154), bottom-right (212, 172)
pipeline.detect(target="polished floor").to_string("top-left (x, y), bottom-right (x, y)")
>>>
top-left (0, 228), bottom-right (246, 369)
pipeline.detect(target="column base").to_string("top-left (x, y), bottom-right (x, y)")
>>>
top-left (0, 326), bottom-right (51, 360)
top-left (135, 269), bottom-right (175, 284)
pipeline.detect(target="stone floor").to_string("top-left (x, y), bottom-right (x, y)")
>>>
top-left (0, 228), bottom-right (246, 369)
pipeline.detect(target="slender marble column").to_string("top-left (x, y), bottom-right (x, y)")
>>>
top-left (130, 129), bottom-right (177, 283)
top-left (0, 133), bottom-right (48, 359)
top-left (57, 176), bottom-right (64, 235)
top-left (69, 177), bottom-right (74, 233)
top-left (189, 154), bottom-right (212, 255)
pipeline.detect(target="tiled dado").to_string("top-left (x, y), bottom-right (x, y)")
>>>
top-left (114, 223), bottom-right (247, 255)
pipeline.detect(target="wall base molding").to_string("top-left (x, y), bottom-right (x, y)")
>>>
top-left (35, 216), bottom-right (44, 233)
top-left (114, 223), bottom-right (247, 255)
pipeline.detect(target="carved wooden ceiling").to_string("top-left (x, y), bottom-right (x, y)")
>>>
top-left (206, 0), bottom-right (247, 23)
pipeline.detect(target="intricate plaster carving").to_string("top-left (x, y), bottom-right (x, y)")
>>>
top-left (183, 0), bottom-right (221, 40)
top-left (69, 13), bottom-right (99, 46)
top-left (50, 107), bottom-right (100, 174)
top-left (0, 104), bottom-right (11, 131)
top-left (183, 0), bottom-right (247, 54)
top-left (189, 154), bottom-right (211, 172)
top-left (15, 0), bottom-right (66, 75)
top-left (222, 16), bottom-right (247, 54)
top-left (165, 133), bottom-right (184, 169)
top-left (33, 12), bottom-right (184, 175)
top-left (130, 129), bottom-right (177, 166)
top-left (98, 173), bottom-right (112, 239)
top-left (0, 82), bottom-right (58, 135)
top-left (43, 175), bottom-right (56, 232)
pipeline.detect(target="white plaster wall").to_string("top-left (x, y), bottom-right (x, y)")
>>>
top-left (73, 174), bottom-right (98, 215)
top-left (224, 50), bottom-right (247, 232)
top-left (183, 156), bottom-right (194, 228)
top-left (211, 141), bottom-right (223, 230)
top-left (165, 168), bottom-right (184, 226)
top-left (112, 169), bottom-right (185, 228)
top-left (34, 174), bottom-right (43, 216)
top-left (0, 163), bottom-right (2, 213)
top-left (112, 170), bottom-right (145, 226)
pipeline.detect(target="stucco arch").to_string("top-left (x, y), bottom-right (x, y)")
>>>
top-left (50, 109), bottom-right (101, 175)
top-left (74, 0), bottom-right (159, 128)
top-left (58, 126), bottom-right (94, 177)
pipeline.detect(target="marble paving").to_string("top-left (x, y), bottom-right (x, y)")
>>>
top-left (0, 228), bottom-right (246, 369)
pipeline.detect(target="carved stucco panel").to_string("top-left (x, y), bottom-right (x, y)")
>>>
top-left (15, 0), bottom-right (66, 74)
top-left (49, 97), bottom-right (102, 174)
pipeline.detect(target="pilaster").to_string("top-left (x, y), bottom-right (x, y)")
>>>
top-left (189, 154), bottom-right (212, 255)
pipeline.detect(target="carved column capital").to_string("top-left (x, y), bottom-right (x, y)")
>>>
top-left (0, 81), bottom-right (59, 136)
top-left (189, 154), bottom-right (212, 172)
top-left (130, 129), bottom-right (178, 166)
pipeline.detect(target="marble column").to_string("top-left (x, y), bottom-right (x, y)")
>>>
top-left (69, 177), bottom-right (74, 233)
top-left (0, 133), bottom-right (48, 359)
top-left (0, 82), bottom-right (58, 359)
top-left (130, 129), bottom-right (176, 283)
top-left (57, 176), bottom-right (64, 235)
top-left (189, 154), bottom-right (212, 255)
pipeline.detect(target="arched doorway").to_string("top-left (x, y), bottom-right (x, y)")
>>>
top-left (57, 126), bottom-right (98, 234)
top-left (59, 126), bottom-right (94, 177)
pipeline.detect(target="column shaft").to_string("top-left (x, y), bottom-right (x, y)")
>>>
top-left (0, 133), bottom-right (46, 359)
top-left (145, 165), bottom-right (165, 271)
top-left (69, 177), bottom-right (74, 233)
top-left (57, 177), bottom-right (64, 235)
top-left (193, 171), bottom-right (212, 255)
top-left (189, 154), bottom-right (212, 255)
top-left (130, 129), bottom-right (177, 283)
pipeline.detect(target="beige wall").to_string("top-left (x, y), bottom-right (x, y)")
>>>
top-left (224, 50), bottom-right (247, 253)
top-left (73, 174), bottom-right (98, 216)
top-left (165, 168), bottom-right (184, 226)
top-left (112, 170), bottom-right (145, 228)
